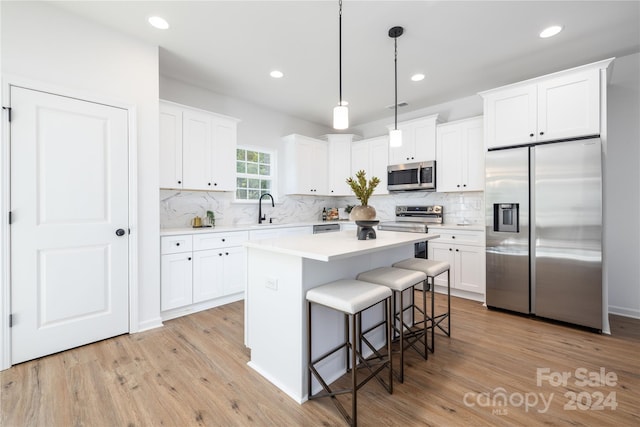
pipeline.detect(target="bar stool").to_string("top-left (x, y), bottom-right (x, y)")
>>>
top-left (392, 258), bottom-right (451, 353)
top-left (356, 267), bottom-right (428, 383)
top-left (306, 279), bottom-right (393, 426)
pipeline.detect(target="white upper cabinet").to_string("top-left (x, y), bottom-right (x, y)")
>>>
top-left (351, 135), bottom-right (389, 195)
top-left (436, 116), bottom-right (484, 192)
top-left (387, 114), bottom-right (439, 165)
top-left (326, 134), bottom-right (354, 196)
top-left (159, 103), bottom-right (184, 189)
top-left (482, 59), bottom-right (613, 149)
top-left (282, 134), bottom-right (328, 195)
top-left (159, 100), bottom-right (239, 191)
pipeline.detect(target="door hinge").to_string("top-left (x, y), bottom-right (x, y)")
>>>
top-left (2, 106), bottom-right (11, 122)
top-left (9, 314), bottom-right (13, 327)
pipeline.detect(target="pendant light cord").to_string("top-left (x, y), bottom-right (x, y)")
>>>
top-left (339, 0), bottom-right (343, 106)
top-left (394, 35), bottom-right (398, 130)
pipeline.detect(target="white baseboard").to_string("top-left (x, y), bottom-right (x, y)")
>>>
top-left (136, 317), bottom-right (164, 333)
top-left (608, 305), bottom-right (640, 319)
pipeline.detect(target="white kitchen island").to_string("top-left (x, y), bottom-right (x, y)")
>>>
top-left (244, 229), bottom-right (440, 403)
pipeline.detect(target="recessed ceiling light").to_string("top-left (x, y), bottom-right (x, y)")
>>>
top-left (270, 70), bottom-right (284, 79)
top-left (148, 16), bottom-right (169, 30)
top-left (411, 73), bottom-right (425, 82)
top-left (539, 25), bottom-right (563, 38)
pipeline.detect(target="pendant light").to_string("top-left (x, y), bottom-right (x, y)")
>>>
top-left (333, 0), bottom-right (348, 129)
top-left (388, 26), bottom-right (404, 147)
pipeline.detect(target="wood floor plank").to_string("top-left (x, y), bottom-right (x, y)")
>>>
top-left (2, 295), bottom-right (639, 426)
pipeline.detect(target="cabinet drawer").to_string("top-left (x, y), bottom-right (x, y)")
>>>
top-left (161, 235), bottom-right (193, 254)
top-left (432, 229), bottom-right (484, 245)
top-left (194, 231), bottom-right (249, 250)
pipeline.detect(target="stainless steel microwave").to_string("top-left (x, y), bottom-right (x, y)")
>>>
top-left (387, 161), bottom-right (436, 191)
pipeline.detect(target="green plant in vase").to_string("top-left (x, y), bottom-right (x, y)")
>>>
top-left (346, 170), bottom-right (380, 220)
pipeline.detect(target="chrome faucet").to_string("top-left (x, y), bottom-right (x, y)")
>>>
top-left (258, 193), bottom-right (275, 224)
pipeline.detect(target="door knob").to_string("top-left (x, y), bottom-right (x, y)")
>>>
top-left (115, 228), bottom-right (126, 236)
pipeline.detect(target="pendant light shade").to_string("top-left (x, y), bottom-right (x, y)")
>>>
top-left (388, 26), bottom-right (403, 147)
top-left (333, 0), bottom-right (349, 129)
top-left (333, 105), bottom-right (349, 130)
top-left (389, 129), bottom-right (402, 147)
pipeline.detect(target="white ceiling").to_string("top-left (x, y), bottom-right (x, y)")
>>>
top-left (51, 1), bottom-right (640, 128)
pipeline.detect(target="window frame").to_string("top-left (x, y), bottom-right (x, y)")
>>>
top-left (234, 145), bottom-right (277, 203)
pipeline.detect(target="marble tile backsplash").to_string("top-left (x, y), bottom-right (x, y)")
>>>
top-left (160, 190), bottom-right (484, 228)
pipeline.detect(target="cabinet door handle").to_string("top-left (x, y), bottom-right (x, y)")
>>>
top-left (452, 236), bottom-right (456, 239)
top-left (222, 238), bottom-right (226, 242)
top-left (208, 182), bottom-right (211, 186)
top-left (175, 242), bottom-right (180, 246)
top-left (449, 248), bottom-right (453, 251)
top-left (455, 249), bottom-right (459, 252)
top-left (539, 131), bottom-right (545, 136)
top-left (225, 252), bottom-right (229, 256)
top-left (188, 257), bottom-right (192, 261)
top-left (529, 133), bottom-right (534, 137)
top-left (219, 253), bottom-right (223, 256)
top-left (463, 184), bottom-right (467, 187)
top-left (457, 184), bottom-right (460, 188)
top-left (178, 180), bottom-right (182, 184)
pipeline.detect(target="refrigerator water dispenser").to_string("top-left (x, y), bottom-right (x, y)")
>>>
top-left (494, 203), bottom-right (519, 233)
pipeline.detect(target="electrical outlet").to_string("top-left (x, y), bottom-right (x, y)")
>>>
top-left (265, 277), bottom-right (278, 290)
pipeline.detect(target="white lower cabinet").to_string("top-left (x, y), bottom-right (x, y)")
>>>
top-left (161, 231), bottom-right (249, 317)
top-left (428, 228), bottom-right (485, 297)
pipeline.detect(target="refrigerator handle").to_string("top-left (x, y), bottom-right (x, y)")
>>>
top-left (529, 147), bottom-right (536, 314)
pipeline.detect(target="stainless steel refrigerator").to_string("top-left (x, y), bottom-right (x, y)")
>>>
top-left (485, 138), bottom-right (603, 330)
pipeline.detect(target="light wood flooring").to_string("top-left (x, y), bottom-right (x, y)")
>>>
top-left (2, 294), bottom-right (639, 426)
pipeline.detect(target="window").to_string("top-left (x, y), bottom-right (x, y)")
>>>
top-left (236, 147), bottom-right (275, 201)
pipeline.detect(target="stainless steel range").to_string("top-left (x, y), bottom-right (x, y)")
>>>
top-left (378, 205), bottom-right (443, 258)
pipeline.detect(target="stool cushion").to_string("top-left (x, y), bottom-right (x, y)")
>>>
top-left (392, 258), bottom-right (450, 277)
top-left (306, 279), bottom-right (392, 315)
top-left (357, 267), bottom-right (426, 292)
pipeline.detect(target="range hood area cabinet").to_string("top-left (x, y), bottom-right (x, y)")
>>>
top-left (386, 114), bottom-right (439, 165)
top-left (435, 116), bottom-right (484, 192)
top-left (159, 100), bottom-right (240, 191)
top-left (480, 58), bottom-right (613, 149)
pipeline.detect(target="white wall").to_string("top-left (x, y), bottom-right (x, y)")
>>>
top-left (1, 0), bottom-right (162, 368)
top-left (160, 75), bottom-right (333, 149)
top-left (606, 52), bottom-right (640, 318)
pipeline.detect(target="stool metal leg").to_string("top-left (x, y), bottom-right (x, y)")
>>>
top-left (351, 312), bottom-right (358, 426)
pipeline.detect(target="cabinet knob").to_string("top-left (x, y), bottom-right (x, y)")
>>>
top-left (208, 182), bottom-right (211, 186)
top-left (178, 180), bottom-right (182, 184)
top-left (449, 248), bottom-right (453, 251)
top-left (222, 238), bottom-right (226, 242)
top-left (463, 184), bottom-right (467, 187)
top-left (457, 184), bottom-right (460, 188)
top-left (540, 131), bottom-right (545, 136)
top-left (188, 257), bottom-right (192, 261)
top-left (529, 133), bottom-right (534, 137)
top-left (176, 242), bottom-right (180, 246)
top-left (452, 236), bottom-right (456, 239)
top-left (219, 253), bottom-right (223, 256)
top-left (225, 252), bottom-right (229, 256)
top-left (456, 249), bottom-right (459, 252)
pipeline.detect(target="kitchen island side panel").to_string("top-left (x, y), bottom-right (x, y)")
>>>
top-left (245, 244), bottom-right (414, 403)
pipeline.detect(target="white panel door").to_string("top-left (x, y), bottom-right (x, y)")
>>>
top-left (10, 86), bottom-right (129, 364)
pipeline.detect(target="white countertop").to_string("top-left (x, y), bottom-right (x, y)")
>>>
top-left (428, 223), bottom-right (485, 232)
top-left (160, 221), bottom-right (349, 236)
top-left (160, 221), bottom-right (482, 236)
top-left (244, 230), bottom-right (440, 262)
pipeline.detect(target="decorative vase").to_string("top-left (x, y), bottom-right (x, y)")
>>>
top-left (349, 205), bottom-right (376, 221)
